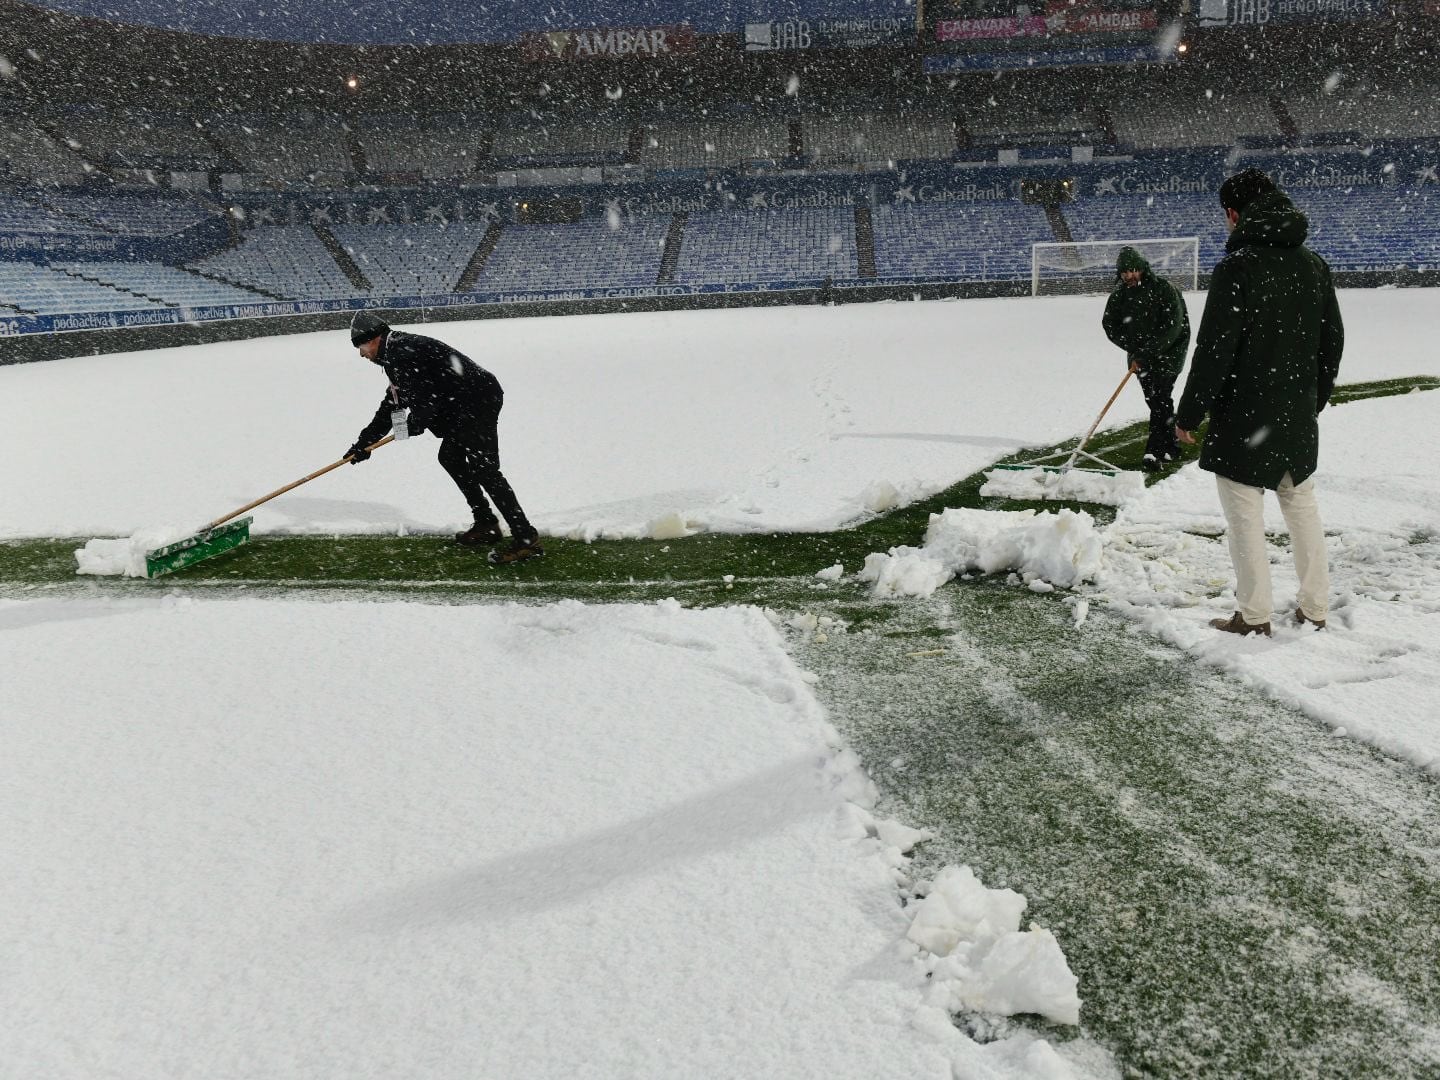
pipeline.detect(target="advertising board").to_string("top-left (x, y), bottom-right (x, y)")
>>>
top-left (926, 1), bottom-right (1176, 71)
top-left (520, 26), bottom-right (696, 60)
top-left (1196, 0), bottom-right (1388, 25)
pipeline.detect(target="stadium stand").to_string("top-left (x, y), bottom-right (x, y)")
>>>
top-left (355, 114), bottom-right (483, 180)
top-left (203, 114), bottom-right (353, 187)
top-left (0, 194), bottom-right (87, 235)
top-left (489, 116), bottom-right (630, 166)
top-left (1063, 191), bottom-right (1228, 268)
top-left (1290, 85), bottom-right (1440, 142)
top-left (870, 203), bottom-right (1054, 282)
top-left (0, 114), bottom-right (94, 187)
top-left (0, 192), bottom-right (217, 237)
top-left (673, 209), bottom-right (857, 285)
top-left (46, 108), bottom-right (220, 171)
top-left (1294, 185), bottom-right (1440, 272)
top-left (0, 261), bottom-right (168, 313)
top-left (48, 261), bottom-right (273, 307)
top-left (1113, 90), bottom-right (1278, 150)
top-left (471, 217), bottom-right (670, 292)
top-left (332, 222), bottom-right (493, 294)
top-left (187, 226), bottom-right (362, 299)
top-left (44, 194), bottom-right (219, 235)
top-left (963, 101), bottom-right (1098, 148)
top-left (638, 118), bottom-right (790, 169)
top-left (805, 112), bottom-right (953, 166)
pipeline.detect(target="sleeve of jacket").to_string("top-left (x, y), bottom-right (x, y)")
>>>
top-left (1315, 260), bottom-right (1344, 412)
top-left (1175, 257), bottom-right (1246, 431)
top-left (354, 397), bottom-right (393, 449)
top-left (1102, 290), bottom-right (1135, 353)
top-left (1153, 280), bottom-right (1188, 354)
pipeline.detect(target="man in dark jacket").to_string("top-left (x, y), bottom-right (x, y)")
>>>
top-left (1175, 169), bottom-right (1344, 636)
top-left (1102, 246), bottom-right (1190, 469)
top-left (346, 311), bottom-right (543, 565)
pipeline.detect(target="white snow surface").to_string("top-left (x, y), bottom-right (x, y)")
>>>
top-left (3, 289), bottom-right (1430, 543)
top-left (979, 466), bottom-right (1146, 505)
top-left (0, 596), bottom-right (1104, 1080)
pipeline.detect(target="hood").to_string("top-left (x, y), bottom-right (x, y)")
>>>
top-left (1227, 190), bottom-right (1309, 253)
top-left (1115, 246), bottom-right (1150, 276)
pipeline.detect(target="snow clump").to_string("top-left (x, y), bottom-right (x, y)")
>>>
top-left (907, 866), bottom-right (1081, 1026)
top-left (860, 507), bottom-right (1103, 598)
top-left (74, 525), bottom-right (190, 577)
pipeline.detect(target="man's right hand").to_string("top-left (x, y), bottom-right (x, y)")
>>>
top-left (346, 443), bottom-right (371, 464)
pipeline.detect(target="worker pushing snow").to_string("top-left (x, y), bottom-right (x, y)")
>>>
top-left (346, 311), bottom-right (544, 566)
top-left (1101, 247), bottom-right (1190, 471)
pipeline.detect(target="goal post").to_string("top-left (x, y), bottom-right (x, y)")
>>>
top-left (1031, 237), bottom-right (1200, 296)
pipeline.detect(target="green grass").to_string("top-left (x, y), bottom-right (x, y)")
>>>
top-left (4, 374), bottom-right (1439, 1077)
top-left (796, 586), bottom-right (1440, 1077)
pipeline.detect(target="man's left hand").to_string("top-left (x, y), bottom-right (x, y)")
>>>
top-left (1175, 426), bottom-right (1196, 445)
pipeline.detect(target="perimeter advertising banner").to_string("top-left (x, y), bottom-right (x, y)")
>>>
top-left (739, 0), bottom-right (917, 49)
top-left (520, 25), bottom-right (697, 60)
top-left (925, 0), bottom-right (1176, 71)
top-left (1196, 0), bottom-right (1387, 26)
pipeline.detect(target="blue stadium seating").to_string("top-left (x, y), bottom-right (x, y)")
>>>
top-left (471, 218), bottom-right (670, 292)
top-left (871, 203), bottom-right (1053, 282)
top-left (674, 209), bottom-right (857, 285)
top-left (332, 223), bottom-right (491, 295)
top-left (188, 227), bottom-right (361, 300)
top-left (1293, 186), bottom-right (1440, 272)
top-left (1064, 192), bottom-right (1228, 268)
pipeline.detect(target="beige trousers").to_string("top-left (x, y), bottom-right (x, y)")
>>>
top-left (1215, 472), bottom-right (1330, 625)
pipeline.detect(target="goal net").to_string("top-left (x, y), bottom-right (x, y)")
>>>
top-left (1032, 237), bottom-right (1199, 296)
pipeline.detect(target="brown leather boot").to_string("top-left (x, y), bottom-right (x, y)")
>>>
top-left (1209, 612), bottom-right (1272, 637)
top-left (487, 535), bottom-right (544, 566)
top-left (1295, 608), bottom-right (1327, 630)
top-left (455, 522), bottom-right (503, 546)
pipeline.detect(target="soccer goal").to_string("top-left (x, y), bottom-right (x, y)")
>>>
top-left (1031, 237), bottom-right (1199, 296)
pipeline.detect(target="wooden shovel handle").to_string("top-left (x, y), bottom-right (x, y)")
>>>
top-left (1064, 369), bottom-right (1134, 469)
top-left (200, 434), bottom-right (396, 532)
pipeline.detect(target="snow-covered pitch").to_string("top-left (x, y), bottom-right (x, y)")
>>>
top-left (3, 288), bottom-right (1439, 1077)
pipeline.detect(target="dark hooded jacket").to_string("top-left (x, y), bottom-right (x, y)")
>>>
top-left (355, 329), bottom-right (503, 446)
top-left (1175, 192), bottom-right (1344, 490)
top-left (1101, 248), bottom-right (1190, 379)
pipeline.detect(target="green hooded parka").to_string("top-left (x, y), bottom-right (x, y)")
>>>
top-left (1175, 192), bottom-right (1344, 490)
top-left (1101, 247), bottom-right (1190, 378)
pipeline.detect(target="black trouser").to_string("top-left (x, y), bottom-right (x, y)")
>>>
top-left (1136, 367), bottom-right (1179, 458)
top-left (436, 415), bottom-right (535, 541)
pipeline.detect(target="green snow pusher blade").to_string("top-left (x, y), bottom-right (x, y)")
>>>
top-left (144, 517), bottom-right (252, 578)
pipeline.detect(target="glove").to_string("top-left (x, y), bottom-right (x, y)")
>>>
top-left (346, 442), bottom-right (371, 464)
top-left (405, 411), bottom-right (427, 438)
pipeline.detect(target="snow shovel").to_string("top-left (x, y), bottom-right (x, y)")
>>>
top-left (993, 368), bottom-right (1134, 477)
top-left (144, 434), bottom-right (396, 578)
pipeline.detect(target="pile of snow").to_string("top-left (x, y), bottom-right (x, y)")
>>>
top-left (73, 525), bottom-right (189, 578)
top-left (980, 466), bottom-right (1146, 506)
top-left (906, 866), bottom-right (1082, 1027)
top-left (861, 508), bottom-right (1104, 599)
